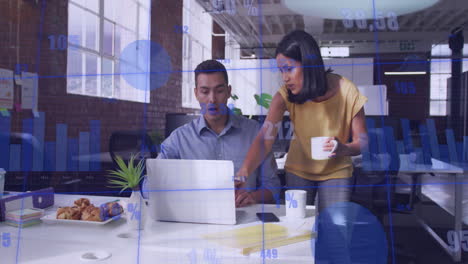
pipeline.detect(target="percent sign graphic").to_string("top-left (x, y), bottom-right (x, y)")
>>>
top-left (127, 203), bottom-right (141, 220)
top-left (286, 193), bottom-right (298, 208)
top-left (243, 0), bottom-right (258, 16)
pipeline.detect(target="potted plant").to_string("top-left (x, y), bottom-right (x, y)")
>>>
top-left (107, 153), bottom-right (147, 230)
top-left (254, 93), bottom-right (273, 110)
top-left (229, 94), bottom-right (243, 115)
top-left (229, 93), bottom-right (272, 115)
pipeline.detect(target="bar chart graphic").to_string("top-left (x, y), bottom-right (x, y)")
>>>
top-left (0, 114), bottom-right (101, 172)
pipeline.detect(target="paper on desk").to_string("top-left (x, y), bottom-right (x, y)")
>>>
top-left (21, 72), bottom-right (38, 112)
top-left (202, 218), bottom-right (315, 254)
top-left (0, 68), bottom-right (14, 109)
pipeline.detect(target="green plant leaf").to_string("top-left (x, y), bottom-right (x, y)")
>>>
top-left (232, 107), bottom-right (243, 115)
top-left (231, 94), bottom-right (239, 100)
top-left (107, 154), bottom-right (145, 192)
top-left (254, 93), bottom-right (273, 109)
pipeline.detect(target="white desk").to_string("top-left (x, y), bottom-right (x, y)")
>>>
top-left (277, 154), bottom-right (464, 173)
top-left (0, 194), bottom-right (317, 264)
top-left (356, 154), bottom-right (464, 262)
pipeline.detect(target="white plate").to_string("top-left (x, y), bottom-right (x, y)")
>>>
top-left (41, 212), bottom-right (123, 225)
top-left (80, 251), bottom-right (112, 261)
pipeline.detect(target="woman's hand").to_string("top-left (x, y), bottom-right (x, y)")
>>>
top-left (324, 137), bottom-right (350, 158)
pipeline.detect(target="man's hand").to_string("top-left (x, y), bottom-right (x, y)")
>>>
top-left (235, 189), bottom-right (257, 208)
top-left (234, 168), bottom-right (248, 189)
top-left (234, 180), bottom-right (246, 189)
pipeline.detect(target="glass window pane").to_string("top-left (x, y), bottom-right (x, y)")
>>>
top-left (102, 58), bottom-right (113, 97)
top-left (85, 0), bottom-right (99, 12)
top-left (138, 0), bottom-right (150, 8)
top-left (112, 0), bottom-right (125, 25)
top-left (104, 0), bottom-right (115, 20)
top-left (68, 4), bottom-right (84, 47)
top-left (139, 6), bottom-right (150, 39)
top-left (115, 25), bottom-right (122, 58)
top-left (463, 59), bottom-right (468, 73)
top-left (430, 100), bottom-right (447, 116)
top-left (85, 53), bottom-right (99, 96)
top-left (67, 49), bottom-right (83, 94)
top-left (103, 20), bottom-right (114, 56)
top-left (120, 67), bottom-right (131, 100)
top-left (431, 44), bottom-right (451, 57)
top-left (122, 1), bottom-right (137, 31)
top-left (85, 12), bottom-right (99, 51)
top-left (71, 0), bottom-right (86, 8)
top-left (191, 41), bottom-right (203, 70)
top-left (72, 0), bottom-right (98, 13)
top-left (431, 60), bottom-right (451, 74)
top-left (430, 74), bottom-right (450, 100)
top-left (120, 29), bottom-right (135, 63)
top-left (114, 60), bottom-right (121, 99)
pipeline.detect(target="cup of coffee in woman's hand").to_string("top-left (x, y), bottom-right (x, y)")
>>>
top-left (311, 137), bottom-right (337, 160)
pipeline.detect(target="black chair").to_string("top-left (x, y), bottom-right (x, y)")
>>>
top-left (165, 113), bottom-right (199, 138)
top-left (108, 130), bottom-right (157, 167)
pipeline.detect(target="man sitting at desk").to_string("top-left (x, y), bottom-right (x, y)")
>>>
top-left (158, 60), bottom-right (280, 207)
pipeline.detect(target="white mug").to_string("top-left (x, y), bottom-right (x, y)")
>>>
top-left (311, 137), bottom-right (338, 160)
top-left (285, 190), bottom-right (307, 219)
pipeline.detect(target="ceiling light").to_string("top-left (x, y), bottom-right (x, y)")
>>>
top-left (281, 0), bottom-right (440, 19)
top-left (384, 72), bottom-right (426, 75)
top-left (320, 47), bottom-right (349, 57)
top-left (385, 54), bottom-right (428, 75)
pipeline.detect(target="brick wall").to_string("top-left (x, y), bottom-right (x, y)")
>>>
top-left (1, 0), bottom-right (194, 193)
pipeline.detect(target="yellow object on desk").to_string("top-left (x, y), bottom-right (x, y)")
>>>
top-left (202, 222), bottom-right (315, 255)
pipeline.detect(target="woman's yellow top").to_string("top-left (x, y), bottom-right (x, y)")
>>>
top-left (278, 74), bottom-right (367, 181)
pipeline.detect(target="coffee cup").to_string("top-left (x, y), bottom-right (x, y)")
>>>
top-left (311, 137), bottom-right (337, 160)
top-left (285, 190), bottom-right (307, 219)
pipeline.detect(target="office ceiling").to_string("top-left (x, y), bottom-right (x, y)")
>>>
top-left (197, 0), bottom-right (468, 57)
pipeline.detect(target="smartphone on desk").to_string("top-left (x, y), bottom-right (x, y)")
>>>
top-left (256, 212), bottom-right (280, 222)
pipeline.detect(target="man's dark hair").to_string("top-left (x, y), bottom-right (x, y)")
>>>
top-left (275, 30), bottom-right (332, 104)
top-left (194, 60), bottom-right (229, 86)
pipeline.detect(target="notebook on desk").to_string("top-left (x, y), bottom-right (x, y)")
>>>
top-left (145, 159), bottom-right (236, 225)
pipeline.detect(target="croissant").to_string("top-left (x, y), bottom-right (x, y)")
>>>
top-left (81, 205), bottom-right (102, 222)
top-left (74, 198), bottom-right (91, 209)
top-left (56, 206), bottom-right (81, 220)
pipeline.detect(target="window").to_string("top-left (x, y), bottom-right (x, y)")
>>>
top-left (430, 44), bottom-right (468, 116)
top-left (181, 0), bottom-right (213, 108)
top-left (67, 0), bottom-right (151, 103)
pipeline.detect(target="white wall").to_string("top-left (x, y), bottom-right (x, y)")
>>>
top-left (227, 59), bottom-right (282, 115)
top-left (324, 58), bottom-right (374, 85)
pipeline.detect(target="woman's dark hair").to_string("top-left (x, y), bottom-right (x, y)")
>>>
top-left (194, 60), bottom-right (228, 86)
top-left (275, 30), bottom-right (332, 104)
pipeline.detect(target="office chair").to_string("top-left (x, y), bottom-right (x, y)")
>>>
top-left (108, 130), bottom-right (157, 168)
top-left (165, 113), bottom-right (199, 138)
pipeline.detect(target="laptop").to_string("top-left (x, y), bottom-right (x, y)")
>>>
top-left (145, 159), bottom-right (236, 225)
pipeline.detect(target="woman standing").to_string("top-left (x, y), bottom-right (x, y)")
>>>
top-left (235, 30), bottom-right (368, 213)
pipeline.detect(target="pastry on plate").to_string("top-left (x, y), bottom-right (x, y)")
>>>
top-left (101, 202), bottom-right (123, 218)
top-left (81, 205), bottom-right (102, 222)
top-left (56, 206), bottom-right (81, 220)
top-left (74, 198), bottom-right (91, 210)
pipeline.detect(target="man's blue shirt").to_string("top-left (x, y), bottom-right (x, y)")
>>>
top-left (157, 114), bottom-right (280, 197)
